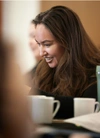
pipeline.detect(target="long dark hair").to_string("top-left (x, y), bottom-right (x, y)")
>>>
top-left (33, 6), bottom-right (100, 96)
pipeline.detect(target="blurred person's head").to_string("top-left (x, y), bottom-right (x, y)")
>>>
top-left (0, 39), bottom-right (34, 138)
top-left (29, 20), bottom-right (42, 62)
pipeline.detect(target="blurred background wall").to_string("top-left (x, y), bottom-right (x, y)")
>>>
top-left (2, 1), bottom-right (40, 74)
top-left (1, 1), bottom-right (100, 74)
top-left (40, 1), bottom-right (100, 47)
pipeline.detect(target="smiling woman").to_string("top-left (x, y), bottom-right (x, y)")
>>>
top-left (30, 5), bottom-right (100, 119)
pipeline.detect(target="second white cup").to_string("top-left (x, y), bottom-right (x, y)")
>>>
top-left (74, 98), bottom-right (100, 117)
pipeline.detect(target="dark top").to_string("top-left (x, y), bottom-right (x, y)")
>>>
top-left (30, 83), bottom-right (97, 119)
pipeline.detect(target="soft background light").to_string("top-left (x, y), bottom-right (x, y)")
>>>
top-left (2, 1), bottom-right (40, 74)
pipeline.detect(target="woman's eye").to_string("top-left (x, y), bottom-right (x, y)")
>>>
top-left (44, 44), bottom-right (51, 47)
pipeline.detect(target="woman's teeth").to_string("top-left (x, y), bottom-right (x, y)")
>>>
top-left (45, 57), bottom-right (53, 62)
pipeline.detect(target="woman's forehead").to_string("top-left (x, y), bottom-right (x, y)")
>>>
top-left (35, 24), bottom-right (55, 42)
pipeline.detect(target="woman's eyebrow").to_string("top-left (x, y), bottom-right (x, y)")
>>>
top-left (42, 40), bottom-right (54, 44)
top-left (35, 39), bottom-right (54, 44)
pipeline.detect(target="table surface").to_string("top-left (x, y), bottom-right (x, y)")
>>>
top-left (34, 119), bottom-right (100, 138)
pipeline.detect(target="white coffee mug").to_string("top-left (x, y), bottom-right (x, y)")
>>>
top-left (28, 95), bottom-right (60, 124)
top-left (74, 98), bottom-right (100, 117)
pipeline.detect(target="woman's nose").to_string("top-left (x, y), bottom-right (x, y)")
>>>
top-left (39, 46), bottom-right (46, 57)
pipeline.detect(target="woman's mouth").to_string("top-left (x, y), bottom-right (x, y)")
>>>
top-left (45, 57), bottom-right (53, 63)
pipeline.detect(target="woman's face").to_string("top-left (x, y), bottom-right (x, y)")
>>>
top-left (35, 24), bottom-right (64, 68)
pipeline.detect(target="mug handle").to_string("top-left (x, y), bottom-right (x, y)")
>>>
top-left (53, 100), bottom-right (60, 117)
top-left (94, 102), bottom-right (100, 112)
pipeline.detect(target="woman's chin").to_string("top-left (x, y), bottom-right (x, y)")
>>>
top-left (48, 62), bottom-right (57, 68)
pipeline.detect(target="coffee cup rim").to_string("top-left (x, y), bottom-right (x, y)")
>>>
top-left (74, 98), bottom-right (96, 101)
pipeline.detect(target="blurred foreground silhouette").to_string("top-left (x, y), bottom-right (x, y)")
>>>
top-left (0, 39), bottom-right (35, 138)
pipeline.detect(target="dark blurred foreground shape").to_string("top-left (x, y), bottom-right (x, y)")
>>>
top-left (0, 39), bottom-right (35, 138)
